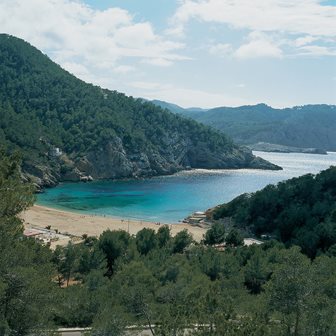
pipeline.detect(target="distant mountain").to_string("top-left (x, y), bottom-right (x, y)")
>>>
top-left (152, 101), bottom-right (336, 152)
top-left (0, 34), bottom-right (279, 189)
top-left (151, 100), bottom-right (208, 114)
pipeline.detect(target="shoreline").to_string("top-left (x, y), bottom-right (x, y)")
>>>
top-left (20, 205), bottom-right (208, 243)
top-left (35, 202), bottom-right (169, 225)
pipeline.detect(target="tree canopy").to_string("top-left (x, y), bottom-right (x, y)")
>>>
top-left (213, 166), bottom-right (336, 257)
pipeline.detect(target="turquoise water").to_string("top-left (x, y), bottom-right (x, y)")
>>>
top-left (37, 152), bottom-right (336, 223)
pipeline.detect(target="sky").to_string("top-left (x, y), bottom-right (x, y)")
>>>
top-left (0, 0), bottom-right (335, 108)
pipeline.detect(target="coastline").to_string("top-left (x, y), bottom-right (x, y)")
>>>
top-left (20, 205), bottom-right (208, 243)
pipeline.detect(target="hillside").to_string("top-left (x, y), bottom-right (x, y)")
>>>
top-left (211, 166), bottom-right (336, 258)
top-left (153, 101), bottom-right (336, 151)
top-left (0, 34), bottom-right (279, 188)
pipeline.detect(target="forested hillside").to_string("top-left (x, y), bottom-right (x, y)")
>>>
top-left (0, 34), bottom-right (278, 189)
top-left (212, 167), bottom-right (336, 258)
top-left (1, 151), bottom-right (336, 335)
top-left (154, 101), bottom-right (336, 151)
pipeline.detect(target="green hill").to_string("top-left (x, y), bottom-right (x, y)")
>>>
top-left (0, 34), bottom-right (279, 188)
top-left (153, 101), bottom-right (336, 151)
top-left (211, 166), bottom-right (336, 258)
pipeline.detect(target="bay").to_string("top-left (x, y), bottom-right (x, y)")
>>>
top-left (37, 151), bottom-right (336, 223)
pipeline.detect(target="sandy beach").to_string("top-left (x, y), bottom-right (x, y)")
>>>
top-left (20, 205), bottom-right (208, 243)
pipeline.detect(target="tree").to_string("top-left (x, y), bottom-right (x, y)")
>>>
top-left (199, 248), bottom-right (223, 281)
top-left (52, 245), bottom-right (65, 287)
top-left (172, 230), bottom-right (193, 254)
top-left (77, 241), bottom-right (106, 276)
top-left (136, 228), bottom-right (157, 255)
top-left (157, 225), bottom-right (171, 248)
top-left (244, 250), bottom-right (270, 294)
top-left (0, 150), bottom-right (56, 334)
top-left (266, 247), bottom-right (312, 336)
top-left (304, 255), bottom-right (336, 335)
top-left (0, 149), bottom-right (35, 238)
top-left (91, 311), bottom-right (126, 336)
top-left (98, 230), bottom-right (130, 275)
top-left (203, 222), bottom-right (225, 245)
top-left (60, 242), bottom-right (77, 287)
top-left (225, 229), bottom-right (244, 247)
top-left (111, 261), bottom-right (159, 335)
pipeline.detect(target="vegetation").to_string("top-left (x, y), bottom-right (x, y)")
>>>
top-left (213, 166), bottom-right (336, 258)
top-left (0, 150), bottom-right (55, 334)
top-left (155, 101), bottom-right (336, 151)
top-left (1, 151), bottom-right (336, 335)
top-left (1, 34), bottom-right (266, 187)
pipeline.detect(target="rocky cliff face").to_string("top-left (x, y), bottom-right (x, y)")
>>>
top-left (23, 136), bottom-right (281, 190)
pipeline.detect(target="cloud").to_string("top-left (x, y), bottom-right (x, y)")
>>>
top-left (297, 45), bottom-right (336, 56)
top-left (234, 32), bottom-right (283, 59)
top-left (235, 40), bottom-right (282, 59)
top-left (142, 58), bottom-right (174, 67)
top-left (171, 0), bottom-right (336, 37)
top-left (113, 65), bottom-right (135, 74)
top-left (209, 43), bottom-right (233, 57)
top-left (208, 33), bottom-right (283, 59)
top-left (130, 81), bottom-right (250, 107)
top-left (294, 35), bottom-right (319, 47)
top-left (0, 0), bottom-right (188, 83)
top-left (170, 0), bottom-right (336, 58)
top-left (130, 81), bottom-right (169, 90)
top-left (61, 62), bottom-right (91, 78)
top-left (149, 86), bottom-right (252, 108)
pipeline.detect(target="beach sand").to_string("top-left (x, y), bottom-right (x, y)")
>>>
top-left (20, 205), bottom-right (207, 243)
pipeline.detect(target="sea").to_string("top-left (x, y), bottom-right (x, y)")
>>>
top-left (37, 151), bottom-right (336, 223)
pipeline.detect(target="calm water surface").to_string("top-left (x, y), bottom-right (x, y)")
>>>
top-left (37, 152), bottom-right (336, 223)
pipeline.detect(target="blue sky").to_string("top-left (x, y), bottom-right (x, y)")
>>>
top-left (0, 0), bottom-right (335, 108)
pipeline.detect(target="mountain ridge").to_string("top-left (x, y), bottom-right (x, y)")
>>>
top-left (151, 100), bottom-right (336, 151)
top-left (0, 34), bottom-right (279, 189)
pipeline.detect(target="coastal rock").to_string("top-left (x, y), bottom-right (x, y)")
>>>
top-left (61, 167), bottom-right (83, 181)
top-left (75, 138), bottom-right (134, 179)
top-left (186, 145), bottom-right (281, 170)
top-left (80, 175), bottom-right (93, 182)
top-left (22, 163), bottom-right (59, 188)
top-left (26, 138), bottom-right (281, 189)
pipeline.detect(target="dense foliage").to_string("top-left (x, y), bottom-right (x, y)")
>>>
top-left (42, 228), bottom-right (336, 336)
top-left (213, 167), bottom-right (336, 258)
top-left (0, 34), bottom-right (237, 180)
top-left (1, 151), bottom-right (336, 335)
top-left (0, 150), bottom-right (55, 334)
top-left (155, 101), bottom-right (336, 151)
